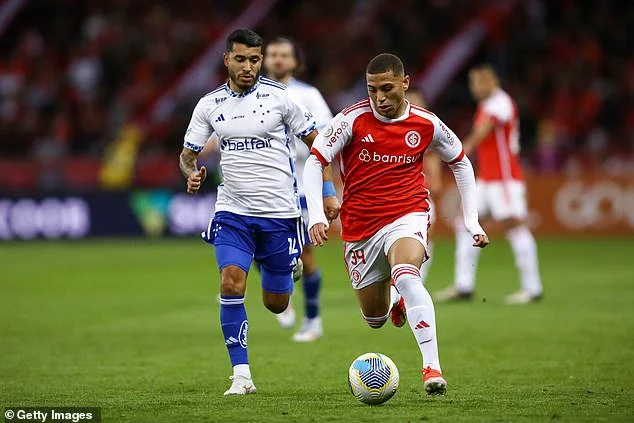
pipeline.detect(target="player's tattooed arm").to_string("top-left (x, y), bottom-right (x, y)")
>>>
top-left (179, 147), bottom-right (198, 178)
top-left (179, 147), bottom-right (207, 194)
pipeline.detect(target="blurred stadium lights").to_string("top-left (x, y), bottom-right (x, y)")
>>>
top-left (415, 0), bottom-right (517, 105)
top-left (150, 0), bottom-right (281, 122)
top-left (0, 0), bottom-right (28, 39)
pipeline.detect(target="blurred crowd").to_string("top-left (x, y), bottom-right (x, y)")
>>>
top-left (478, 0), bottom-right (634, 175)
top-left (0, 0), bottom-right (632, 192)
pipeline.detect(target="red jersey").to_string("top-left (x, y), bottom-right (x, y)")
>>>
top-left (475, 88), bottom-right (524, 181)
top-left (311, 99), bottom-right (464, 241)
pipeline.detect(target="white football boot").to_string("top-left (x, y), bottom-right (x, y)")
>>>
top-left (276, 303), bottom-right (296, 329)
top-left (505, 290), bottom-right (542, 305)
top-left (223, 375), bottom-right (257, 395)
top-left (292, 317), bottom-right (323, 342)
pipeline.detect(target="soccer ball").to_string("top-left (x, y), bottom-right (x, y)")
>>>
top-left (348, 352), bottom-right (399, 405)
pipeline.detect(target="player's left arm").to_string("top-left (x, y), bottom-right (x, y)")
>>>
top-left (462, 116), bottom-right (495, 156)
top-left (302, 130), bottom-right (340, 222)
top-left (429, 118), bottom-right (489, 248)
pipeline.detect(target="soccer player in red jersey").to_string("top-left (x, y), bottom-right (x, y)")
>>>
top-left (303, 54), bottom-right (489, 395)
top-left (435, 65), bottom-right (543, 305)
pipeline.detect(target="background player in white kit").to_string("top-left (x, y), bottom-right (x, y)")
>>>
top-left (179, 29), bottom-right (338, 396)
top-left (435, 65), bottom-right (543, 305)
top-left (303, 54), bottom-right (489, 395)
top-left (264, 37), bottom-right (335, 341)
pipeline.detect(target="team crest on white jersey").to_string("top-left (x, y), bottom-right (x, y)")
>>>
top-left (405, 130), bottom-right (421, 148)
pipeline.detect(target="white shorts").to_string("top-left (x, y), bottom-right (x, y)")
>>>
top-left (478, 179), bottom-right (527, 221)
top-left (343, 212), bottom-right (431, 290)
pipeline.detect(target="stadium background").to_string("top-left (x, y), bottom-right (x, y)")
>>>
top-left (1, 1), bottom-right (633, 422)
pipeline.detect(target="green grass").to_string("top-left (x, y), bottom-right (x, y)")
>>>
top-left (1, 238), bottom-right (633, 422)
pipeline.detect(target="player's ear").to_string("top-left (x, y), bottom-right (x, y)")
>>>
top-left (402, 75), bottom-right (410, 91)
top-left (223, 53), bottom-right (229, 67)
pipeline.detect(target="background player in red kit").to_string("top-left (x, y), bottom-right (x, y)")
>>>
top-left (435, 65), bottom-right (543, 305)
top-left (303, 54), bottom-right (489, 395)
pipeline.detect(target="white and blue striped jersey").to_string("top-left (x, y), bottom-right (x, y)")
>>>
top-left (285, 78), bottom-right (333, 195)
top-left (184, 76), bottom-right (317, 218)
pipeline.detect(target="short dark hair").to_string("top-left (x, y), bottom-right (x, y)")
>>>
top-left (366, 53), bottom-right (404, 77)
top-left (225, 28), bottom-right (263, 53)
top-left (471, 63), bottom-right (498, 75)
top-left (266, 36), bottom-right (305, 76)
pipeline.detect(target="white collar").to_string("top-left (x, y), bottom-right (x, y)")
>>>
top-left (370, 99), bottom-right (411, 123)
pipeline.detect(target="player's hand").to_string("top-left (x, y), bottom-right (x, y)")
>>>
top-left (187, 166), bottom-right (207, 194)
top-left (309, 223), bottom-right (329, 247)
top-left (323, 196), bottom-right (341, 222)
top-left (473, 234), bottom-right (489, 248)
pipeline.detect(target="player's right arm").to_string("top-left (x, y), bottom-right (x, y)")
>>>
top-left (181, 98), bottom-right (214, 194)
top-left (303, 112), bottom-right (351, 246)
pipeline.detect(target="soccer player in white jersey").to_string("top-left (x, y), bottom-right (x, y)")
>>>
top-left (435, 65), bottom-right (543, 305)
top-left (303, 54), bottom-right (489, 395)
top-left (179, 29), bottom-right (339, 396)
top-left (264, 37), bottom-right (334, 341)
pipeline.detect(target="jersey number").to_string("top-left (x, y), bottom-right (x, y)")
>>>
top-left (350, 249), bottom-right (366, 265)
top-left (288, 238), bottom-right (299, 255)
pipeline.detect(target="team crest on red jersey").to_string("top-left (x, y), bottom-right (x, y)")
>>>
top-left (405, 130), bottom-right (421, 148)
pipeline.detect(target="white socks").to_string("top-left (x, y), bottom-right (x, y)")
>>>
top-left (454, 219), bottom-right (542, 297)
top-left (419, 240), bottom-right (433, 284)
top-left (454, 221), bottom-right (481, 293)
top-left (506, 225), bottom-right (543, 296)
top-left (390, 284), bottom-right (401, 307)
top-left (392, 264), bottom-right (441, 372)
top-left (233, 364), bottom-right (251, 379)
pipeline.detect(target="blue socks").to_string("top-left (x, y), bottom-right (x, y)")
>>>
top-left (220, 295), bottom-right (248, 366)
top-left (303, 270), bottom-right (321, 319)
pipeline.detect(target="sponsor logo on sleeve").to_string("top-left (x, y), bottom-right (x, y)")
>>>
top-left (439, 122), bottom-right (454, 145)
top-left (326, 121), bottom-right (349, 147)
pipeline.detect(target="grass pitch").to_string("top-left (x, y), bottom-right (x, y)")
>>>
top-left (1, 237), bottom-right (633, 422)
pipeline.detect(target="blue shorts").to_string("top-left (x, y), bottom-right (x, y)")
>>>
top-left (299, 196), bottom-right (310, 246)
top-left (202, 211), bottom-right (304, 294)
